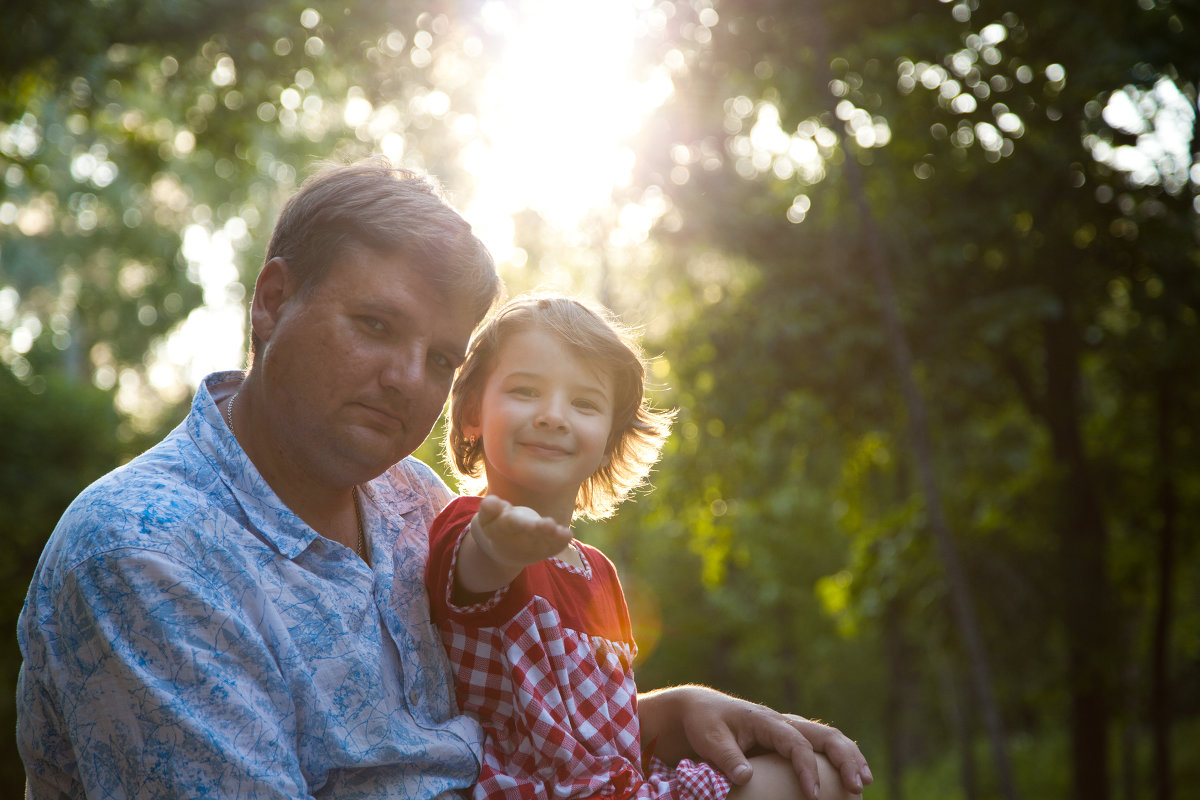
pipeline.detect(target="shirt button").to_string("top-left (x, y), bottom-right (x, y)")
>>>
top-left (409, 690), bottom-right (421, 706)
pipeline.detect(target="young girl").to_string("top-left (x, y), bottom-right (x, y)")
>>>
top-left (425, 295), bottom-right (850, 800)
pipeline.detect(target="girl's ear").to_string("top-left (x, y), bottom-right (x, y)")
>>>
top-left (602, 432), bottom-right (621, 467)
top-left (460, 402), bottom-right (482, 441)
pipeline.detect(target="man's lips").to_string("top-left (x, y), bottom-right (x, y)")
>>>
top-left (357, 402), bottom-right (407, 429)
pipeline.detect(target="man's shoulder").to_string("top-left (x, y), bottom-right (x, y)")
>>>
top-left (45, 428), bottom-right (214, 567)
top-left (388, 455), bottom-right (449, 487)
top-left (85, 419), bottom-right (206, 499)
top-left (374, 456), bottom-right (455, 515)
top-left (20, 427), bottom-right (219, 638)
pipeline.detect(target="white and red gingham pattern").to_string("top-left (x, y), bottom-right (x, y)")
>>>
top-left (443, 595), bottom-right (729, 800)
top-left (428, 499), bottom-right (730, 800)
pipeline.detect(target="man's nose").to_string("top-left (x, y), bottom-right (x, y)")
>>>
top-left (381, 345), bottom-right (426, 391)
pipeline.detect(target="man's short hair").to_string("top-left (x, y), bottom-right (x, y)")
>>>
top-left (250, 157), bottom-right (501, 361)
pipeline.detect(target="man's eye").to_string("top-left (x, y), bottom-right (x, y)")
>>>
top-left (430, 352), bottom-right (453, 370)
top-left (362, 316), bottom-right (386, 332)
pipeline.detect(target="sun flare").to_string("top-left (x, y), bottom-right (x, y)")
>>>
top-left (462, 0), bottom-right (673, 261)
top-left (159, 0), bottom-right (671, 397)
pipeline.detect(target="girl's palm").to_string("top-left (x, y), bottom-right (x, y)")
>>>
top-left (472, 495), bottom-right (573, 569)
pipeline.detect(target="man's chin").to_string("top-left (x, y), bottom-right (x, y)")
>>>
top-left (334, 429), bottom-right (413, 481)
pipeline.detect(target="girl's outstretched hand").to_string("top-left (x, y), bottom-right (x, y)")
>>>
top-left (458, 495), bottom-right (574, 593)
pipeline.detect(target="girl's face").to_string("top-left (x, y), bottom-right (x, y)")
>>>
top-left (467, 325), bottom-right (614, 523)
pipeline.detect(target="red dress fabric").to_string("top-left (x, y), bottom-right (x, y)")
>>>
top-left (426, 496), bottom-right (731, 800)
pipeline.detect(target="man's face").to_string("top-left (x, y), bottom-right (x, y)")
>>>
top-left (255, 247), bottom-right (479, 488)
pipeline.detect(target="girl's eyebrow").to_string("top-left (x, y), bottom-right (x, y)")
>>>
top-left (573, 383), bottom-right (610, 401)
top-left (498, 369), bottom-right (542, 381)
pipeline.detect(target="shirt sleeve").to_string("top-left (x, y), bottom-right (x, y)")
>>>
top-left (425, 496), bottom-right (485, 624)
top-left (28, 546), bottom-right (315, 799)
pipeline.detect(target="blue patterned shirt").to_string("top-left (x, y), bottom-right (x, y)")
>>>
top-left (17, 371), bottom-right (484, 799)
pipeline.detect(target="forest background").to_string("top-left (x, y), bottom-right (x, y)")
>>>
top-left (1, 0), bottom-right (1197, 798)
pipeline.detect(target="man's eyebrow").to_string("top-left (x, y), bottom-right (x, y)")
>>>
top-left (432, 331), bottom-right (470, 365)
top-left (442, 345), bottom-right (469, 368)
top-left (357, 298), bottom-right (407, 318)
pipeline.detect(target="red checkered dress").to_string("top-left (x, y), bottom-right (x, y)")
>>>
top-left (427, 497), bottom-right (731, 800)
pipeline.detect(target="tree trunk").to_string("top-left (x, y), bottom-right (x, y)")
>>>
top-left (819, 123), bottom-right (1019, 800)
top-left (784, 5), bottom-right (1021, 795)
top-left (958, 666), bottom-right (978, 800)
top-left (883, 599), bottom-right (908, 800)
top-left (937, 652), bottom-right (979, 800)
top-left (799, 9), bottom-right (1018, 797)
top-left (843, 128), bottom-right (1019, 800)
top-left (1120, 614), bottom-right (1140, 800)
top-left (817, 102), bottom-right (1020, 800)
top-left (1151, 371), bottom-right (1177, 800)
top-left (1042, 302), bottom-right (1111, 800)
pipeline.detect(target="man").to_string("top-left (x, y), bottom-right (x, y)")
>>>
top-left (17, 159), bottom-right (872, 799)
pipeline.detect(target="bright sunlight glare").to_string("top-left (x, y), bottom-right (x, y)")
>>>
top-left (462, 0), bottom-right (673, 262)
top-left (163, 0), bottom-right (672, 398)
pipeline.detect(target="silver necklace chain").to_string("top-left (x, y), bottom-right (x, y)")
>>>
top-left (226, 391), bottom-right (368, 565)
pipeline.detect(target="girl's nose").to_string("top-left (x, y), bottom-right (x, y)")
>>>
top-left (534, 395), bottom-right (567, 429)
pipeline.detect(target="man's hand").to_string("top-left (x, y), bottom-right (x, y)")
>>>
top-left (456, 495), bottom-right (574, 593)
top-left (638, 686), bottom-right (873, 800)
top-left (780, 713), bottom-right (873, 798)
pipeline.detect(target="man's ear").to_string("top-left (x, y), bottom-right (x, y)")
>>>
top-left (250, 257), bottom-right (295, 345)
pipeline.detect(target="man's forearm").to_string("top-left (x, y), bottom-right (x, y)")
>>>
top-left (636, 685), bottom-right (707, 765)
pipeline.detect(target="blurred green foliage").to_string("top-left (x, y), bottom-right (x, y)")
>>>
top-left (3, 1), bottom-right (1199, 799)
top-left (605, 2), bottom-right (1200, 799)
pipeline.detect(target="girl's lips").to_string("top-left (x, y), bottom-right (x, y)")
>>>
top-left (519, 441), bottom-right (570, 457)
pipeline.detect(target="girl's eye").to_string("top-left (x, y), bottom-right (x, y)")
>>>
top-left (510, 386), bottom-right (536, 397)
top-left (574, 399), bottom-right (599, 411)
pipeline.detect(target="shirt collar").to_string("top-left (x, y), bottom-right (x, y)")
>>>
top-left (190, 371), bottom-right (424, 560)
top-left (190, 371), bottom-right (318, 559)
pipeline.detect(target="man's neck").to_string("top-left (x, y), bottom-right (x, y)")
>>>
top-left (223, 379), bottom-right (362, 552)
